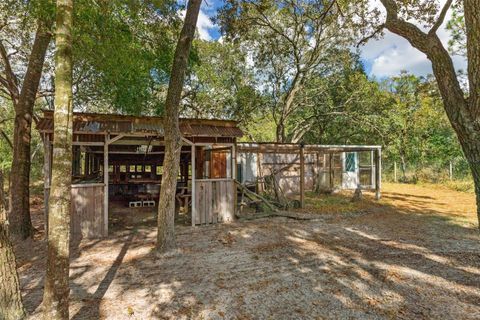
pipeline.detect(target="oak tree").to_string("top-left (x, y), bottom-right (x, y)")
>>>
top-left (0, 1), bottom-right (54, 240)
top-left (0, 169), bottom-right (26, 320)
top-left (42, 0), bottom-right (74, 317)
top-left (157, 0), bottom-right (202, 252)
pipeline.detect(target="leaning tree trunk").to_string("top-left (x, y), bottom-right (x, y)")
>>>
top-left (0, 171), bottom-right (26, 320)
top-left (42, 0), bottom-right (73, 318)
top-left (456, 133), bottom-right (480, 228)
top-left (156, 0), bottom-right (202, 253)
top-left (275, 122), bottom-right (286, 143)
top-left (8, 21), bottom-right (53, 240)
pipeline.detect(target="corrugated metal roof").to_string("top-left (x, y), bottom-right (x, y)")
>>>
top-left (37, 111), bottom-right (243, 138)
top-left (132, 122), bottom-right (164, 134)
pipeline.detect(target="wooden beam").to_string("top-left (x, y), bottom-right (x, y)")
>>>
top-left (109, 139), bottom-right (163, 146)
top-left (107, 133), bottom-right (126, 144)
top-left (257, 151), bottom-right (263, 193)
top-left (103, 134), bottom-right (109, 236)
top-left (237, 143), bottom-right (382, 154)
top-left (329, 153), bottom-right (334, 190)
top-left (375, 148), bottom-right (382, 200)
top-left (72, 141), bottom-right (104, 146)
top-left (232, 143), bottom-right (237, 218)
top-left (370, 150), bottom-right (375, 187)
top-left (191, 143), bottom-right (196, 226)
top-left (89, 150), bottom-right (191, 155)
top-left (181, 137), bottom-right (193, 145)
top-left (43, 135), bottom-right (51, 233)
top-left (299, 145), bottom-right (305, 208)
top-left (231, 144), bottom-right (237, 180)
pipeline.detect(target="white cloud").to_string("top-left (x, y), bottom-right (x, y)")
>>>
top-left (179, 9), bottom-right (216, 41)
top-left (196, 9), bottom-right (215, 41)
top-left (365, 33), bottom-right (432, 77)
top-left (360, 0), bottom-right (467, 78)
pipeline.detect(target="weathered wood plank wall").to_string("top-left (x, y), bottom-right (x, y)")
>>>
top-left (194, 179), bottom-right (235, 225)
top-left (71, 184), bottom-right (106, 239)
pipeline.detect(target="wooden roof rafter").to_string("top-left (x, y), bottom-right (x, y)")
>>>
top-left (237, 142), bottom-right (382, 154)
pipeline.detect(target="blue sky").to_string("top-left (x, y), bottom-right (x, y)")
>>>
top-left (192, 0), bottom-right (467, 79)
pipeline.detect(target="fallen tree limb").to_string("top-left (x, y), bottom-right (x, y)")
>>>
top-left (234, 180), bottom-right (278, 212)
top-left (236, 210), bottom-right (322, 221)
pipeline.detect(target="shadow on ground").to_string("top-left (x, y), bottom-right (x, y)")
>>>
top-left (17, 184), bottom-right (480, 319)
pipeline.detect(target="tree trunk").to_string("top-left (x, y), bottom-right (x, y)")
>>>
top-left (42, 0), bottom-right (73, 318)
top-left (462, 0), bottom-right (480, 227)
top-left (0, 170), bottom-right (26, 320)
top-left (399, 154), bottom-right (407, 181)
top-left (8, 20), bottom-right (53, 240)
top-left (156, 0), bottom-right (202, 253)
top-left (0, 169), bottom-right (7, 211)
top-left (276, 121), bottom-right (286, 143)
top-left (455, 132), bottom-right (480, 228)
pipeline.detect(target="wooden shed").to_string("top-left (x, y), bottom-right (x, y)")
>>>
top-left (37, 110), bottom-right (243, 239)
top-left (237, 143), bottom-right (382, 207)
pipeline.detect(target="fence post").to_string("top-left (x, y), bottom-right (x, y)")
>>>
top-left (449, 160), bottom-right (453, 180)
top-left (394, 161), bottom-right (397, 183)
top-left (299, 144), bottom-right (305, 208)
top-left (375, 148), bottom-right (382, 200)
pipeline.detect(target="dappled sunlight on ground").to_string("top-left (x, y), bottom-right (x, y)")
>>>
top-left (16, 183), bottom-right (480, 319)
top-left (303, 182), bottom-right (476, 224)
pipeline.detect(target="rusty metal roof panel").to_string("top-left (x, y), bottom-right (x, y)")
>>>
top-left (72, 120), bottom-right (131, 133)
top-left (181, 123), bottom-right (243, 137)
top-left (132, 122), bottom-right (164, 134)
top-left (36, 111), bottom-right (243, 138)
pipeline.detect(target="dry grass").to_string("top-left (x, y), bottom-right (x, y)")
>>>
top-left (16, 183), bottom-right (480, 319)
top-left (300, 182), bottom-right (477, 229)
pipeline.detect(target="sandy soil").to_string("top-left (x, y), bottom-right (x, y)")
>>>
top-left (16, 183), bottom-right (480, 319)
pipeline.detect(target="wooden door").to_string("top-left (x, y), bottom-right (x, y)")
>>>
top-left (211, 151), bottom-right (227, 178)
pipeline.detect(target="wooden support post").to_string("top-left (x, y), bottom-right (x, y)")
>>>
top-left (257, 151), bottom-right (263, 193)
top-left (449, 160), bottom-right (453, 180)
top-left (232, 144), bottom-right (237, 180)
top-left (43, 134), bottom-right (51, 233)
top-left (323, 153), bottom-right (327, 187)
top-left (191, 144), bottom-right (196, 226)
top-left (85, 152), bottom-right (89, 175)
top-left (103, 134), bottom-right (109, 236)
top-left (329, 153), bottom-right (333, 190)
top-left (232, 143), bottom-right (237, 217)
top-left (314, 152), bottom-right (319, 191)
top-left (300, 145), bottom-right (305, 208)
top-left (370, 150), bottom-right (375, 187)
top-left (375, 148), bottom-right (382, 200)
top-left (394, 161), bottom-right (397, 182)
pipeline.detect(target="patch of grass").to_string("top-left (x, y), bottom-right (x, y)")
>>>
top-left (303, 191), bottom-right (361, 214)
top-left (442, 179), bottom-right (475, 193)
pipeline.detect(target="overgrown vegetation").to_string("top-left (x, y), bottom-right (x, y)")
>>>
top-left (1, 0), bottom-right (479, 317)
top-left (0, 0), bottom-right (472, 190)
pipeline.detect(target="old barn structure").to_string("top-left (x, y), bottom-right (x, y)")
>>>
top-left (38, 110), bottom-right (242, 238)
top-left (37, 111), bottom-right (382, 239)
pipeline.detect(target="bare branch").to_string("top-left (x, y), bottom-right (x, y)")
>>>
top-left (0, 39), bottom-right (19, 100)
top-left (357, 24), bottom-right (385, 47)
top-left (0, 129), bottom-right (13, 149)
top-left (0, 75), bottom-right (9, 88)
top-left (428, 0), bottom-right (453, 36)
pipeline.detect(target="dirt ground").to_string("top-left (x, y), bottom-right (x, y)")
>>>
top-left (16, 183), bottom-right (480, 319)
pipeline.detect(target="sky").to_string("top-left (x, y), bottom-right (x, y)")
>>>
top-left (191, 0), bottom-right (467, 79)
